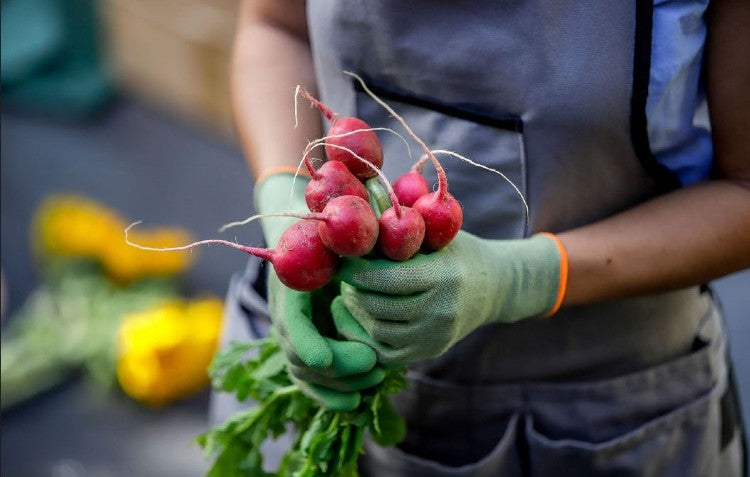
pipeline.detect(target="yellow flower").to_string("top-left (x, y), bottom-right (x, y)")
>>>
top-left (102, 227), bottom-right (195, 284)
top-left (32, 194), bottom-right (195, 283)
top-left (33, 195), bottom-right (125, 260)
top-left (117, 297), bottom-right (224, 407)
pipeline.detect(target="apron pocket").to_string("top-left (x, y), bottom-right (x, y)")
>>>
top-left (353, 76), bottom-right (528, 240)
top-left (361, 413), bottom-right (521, 477)
top-left (525, 375), bottom-right (724, 477)
top-left (209, 258), bottom-right (270, 426)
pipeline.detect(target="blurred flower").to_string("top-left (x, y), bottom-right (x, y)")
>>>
top-left (32, 194), bottom-right (194, 283)
top-left (116, 297), bottom-right (223, 407)
top-left (102, 227), bottom-right (195, 284)
top-left (34, 195), bottom-right (124, 260)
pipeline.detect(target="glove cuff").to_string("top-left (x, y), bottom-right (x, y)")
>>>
top-left (485, 233), bottom-right (567, 322)
top-left (253, 171), bottom-right (311, 247)
top-left (538, 233), bottom-right (569, 317)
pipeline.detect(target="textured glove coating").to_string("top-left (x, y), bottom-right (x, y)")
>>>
top-left (334, 231), bottom-right (562, 365)
top-left (258, 173), bottom-right (384, 410)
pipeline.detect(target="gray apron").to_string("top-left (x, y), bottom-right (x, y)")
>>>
top-left (211, 1), bottom-right (745, 475)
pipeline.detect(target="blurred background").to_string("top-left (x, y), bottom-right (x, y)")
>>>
top-left (1, 1), bottom-right (748, 476)
top-left (2, 1), bottom-right (252, 476)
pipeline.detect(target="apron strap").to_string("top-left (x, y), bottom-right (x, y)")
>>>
top-left (721, 359), bottom-right (748, 474)
top-left (234, 258), bottom-right (271, 339)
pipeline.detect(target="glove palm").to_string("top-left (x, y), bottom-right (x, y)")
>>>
top-left (333, 231), bottom-right (564, 366)
top-left (257, 173), bottom-right (385, 410)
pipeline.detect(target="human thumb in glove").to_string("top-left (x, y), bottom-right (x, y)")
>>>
top-left (257, 173), bottom-right (385, 410)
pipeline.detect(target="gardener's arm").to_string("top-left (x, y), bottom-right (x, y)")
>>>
top-left (559, 0), bottom-right (750, 306)
top-left (331, 0), bottom-right (749, 366)
top-left (231, 1), bottom-right (382, 412)
top-left (232, 0), bottom-right (319, 179)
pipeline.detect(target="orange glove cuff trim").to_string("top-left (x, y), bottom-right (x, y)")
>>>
top-left (255, 166), bottom-right (311, 186)
top-left (540, 232), bottom-right (568, 317)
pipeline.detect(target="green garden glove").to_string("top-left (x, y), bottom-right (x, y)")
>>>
top-left (256, 173), bottom-right (385, 411)
top-left (332, 230), bottom-right (567, 366)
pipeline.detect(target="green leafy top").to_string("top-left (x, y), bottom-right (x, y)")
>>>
top-left (198, 339), bottom-right (407, 477)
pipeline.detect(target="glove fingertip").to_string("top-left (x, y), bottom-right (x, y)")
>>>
top-left (338, 367), bottom-right (387, 391)
top-left (297, 341), bottom-right (334, 369)
top-left (330, 295), bottom-right (347, 317)
top-left (370, 367), bottom-right (387, 385)
top-left (328, 339), bottom-right (377, 374)
top-left (291, 375), bottom-right (361, 411)
top-left (331, 297), bottom-right (376, 346)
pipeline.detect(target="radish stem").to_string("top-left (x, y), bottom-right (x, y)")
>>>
top-left (125, 222), bottom-right (274, 261)
top-left (344, 71), bottom-right (449, 198)
top-left (289, 127), bottom-right (412, 210)
top-left (412, 154), bottom-right (429, 174)
top-left (429, 149), bottom-right (529, 223)
top-left (305, 141), bottom-right (403, 218)
top-left (296, 86), bottom-right (336, 123)
top-left (219, 212), bottom-right (326, 233)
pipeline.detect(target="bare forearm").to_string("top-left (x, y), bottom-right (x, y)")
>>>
top-left (231, 1), bottom-right (319, 179)
top-left (560, 0), bottom-right (750, 307)
top-left (559, 180), bottom-right (750, 305)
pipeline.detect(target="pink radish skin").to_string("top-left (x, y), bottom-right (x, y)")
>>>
top-left (347, 73), bottom-right (463, 250)
top-left (299, 88), bottom-right (383, 180)
top-left (125, 220), bottom-right (338, 292)
top-left (407, 151), bottom-right (463, 251)
top-left (305, 159), bottom-right (369, 213)
top-left (302, 138), bottom-right (426, 261)
top-left (326, 117), bottom-right (383, 180)
top-left (393, 170), bottom-right (431, 207)
top-left (412, 192), bottom-right (463, 251)
top-left (272, 220), bottom-right (339, 290)
top-left (267, 194), bottom-right (379, 257)
top-left (361, 169), bottom-right (426, 261)
top-left (316, 195), bottom-right (379, 257)
top-left (219, 194), bottom-right (379, 258)
top-left (378, 207), bottom-right (426, 261)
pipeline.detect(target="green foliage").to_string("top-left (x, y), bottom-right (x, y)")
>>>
top-left (0, 262), bottom-right (179, 409)
top-left (199, 339), bottom-right (408, 476)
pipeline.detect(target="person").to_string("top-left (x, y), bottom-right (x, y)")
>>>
top-left (212, 0), bottom-right (750, 475)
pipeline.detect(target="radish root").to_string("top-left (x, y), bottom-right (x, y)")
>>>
top-left (344, 71), bottom-right (449, 197)
top-left (296, 85), bottom-right (336, 123)
top-left (413, 154), bottom-right (429, 174)
top-left (304, 141), bottom-right (403, 217)
top-left (219, 212), bottom-right (326, 233)
top-left (429, 150), bottom-right (529, 223)
top-left (125, 222), bottom-right (274, 261)
top-left (288, 127), bottom-right (411, 209)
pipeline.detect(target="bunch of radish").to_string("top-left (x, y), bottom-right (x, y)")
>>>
top-left (127, 75), bottom-right (468, 292)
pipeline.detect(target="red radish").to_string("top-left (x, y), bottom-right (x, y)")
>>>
top-left (304, 140), bottom-right (426, 261)
top-left (364, 171), bottom-right (426, 261)
top-left (326, 117), bottom-right (383, 180)
top-left (271, 220), bottom-right (339, 290)
top-left (303, 154), bottom-right (369, 213)
top-left (412, 193), bottom-right (463, 250)
top-left (315, 195), bottom-right (378, 257)
top-left (298, 87), bottom-right (383, 180)
top-left (220, 194), bottom-right (379, 258)
top-left (347, 72), bottom-right (463, 250)
top-left (378, 206), bottom-right (426, 261)
top-left (393, 162), bottom-right (431, 207)
top-left (126, 220), bottom-right (338, 291)
top-left (411, 165), bottom-right (463, 251)
top-left (393, 170), bottom-right (430, 208)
